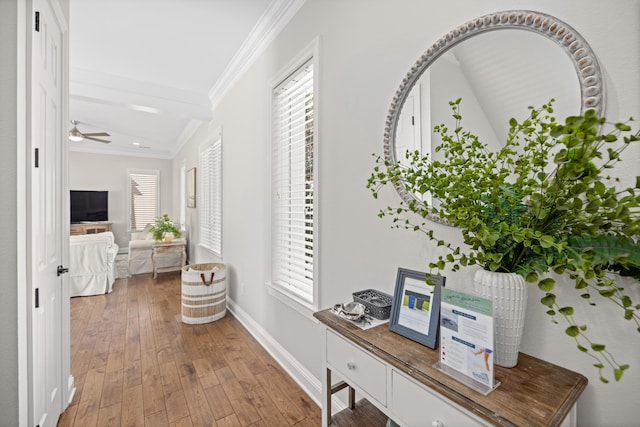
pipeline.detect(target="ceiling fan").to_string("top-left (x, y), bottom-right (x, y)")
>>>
top-left (68, 120), bottom-right (111, 143)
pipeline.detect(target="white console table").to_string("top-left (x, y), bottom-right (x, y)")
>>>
top-left (314, 309), bottom-right (587, 427)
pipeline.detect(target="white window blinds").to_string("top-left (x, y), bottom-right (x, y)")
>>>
top-left (179, 161), bottom-right (186, 229)
top-left (199, 137), bottom-right (222, 255)
top-left (127, 170), bottom-right (159, 231)
top-left (271, 60), bottom-right (315, 304)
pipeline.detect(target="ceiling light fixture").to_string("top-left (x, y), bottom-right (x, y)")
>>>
top-left (68, 124), bottom-right (84, 141)
top-left (68, 120), bottom-right (112, 143)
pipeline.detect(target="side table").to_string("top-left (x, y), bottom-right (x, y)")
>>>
top-left (151, 241), bottom-right (187, 279)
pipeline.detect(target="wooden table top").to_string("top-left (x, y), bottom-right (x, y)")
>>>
top-left (152, 239), bottom-right (186, 248)
top-left (315, 309), bottom-right (588, 427)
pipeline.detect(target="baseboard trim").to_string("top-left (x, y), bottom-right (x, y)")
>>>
top-left (226, 298), bottom-right (349, 414)
top-left (66, 374), bottom-right (76, 407)
top-left (226, 298), bottom-right (322, 406)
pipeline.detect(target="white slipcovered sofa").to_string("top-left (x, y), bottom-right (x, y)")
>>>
top-left (128, 227), bottom-right (186, 275)
top-left (69, 231), bottom-right (119, 297)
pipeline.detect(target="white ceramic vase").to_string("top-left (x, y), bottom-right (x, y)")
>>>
top-left (473, 268), bottom-right (527, 368)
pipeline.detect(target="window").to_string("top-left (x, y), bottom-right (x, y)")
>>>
top-left (199, 134), bottom-right (222, 256)
top-left (270, 56), bottom-right (316, 306)
top-left (127, 169), bottom-right (159, 231)
top-left (179, 160), bottom-right (186, 230)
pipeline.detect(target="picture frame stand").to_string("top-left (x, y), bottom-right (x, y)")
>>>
top-left (389, 268), bottom-right (445, 349)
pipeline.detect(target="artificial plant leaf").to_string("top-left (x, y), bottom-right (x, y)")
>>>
top-left (541, 293), bottom-right (556, 308)
top-left (559, 306), bottom-right (575, 316)
top-left (567, 235), bottom-right (640, 280)
top-left (538, 278), bottom-right (556, 292)
top-left (540, 235), bottom-right (555, 248)
top-left (565, 325), bottom-right (580, 337)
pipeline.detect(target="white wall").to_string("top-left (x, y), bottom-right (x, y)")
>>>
top-left (429, 54), bottom-right (501, 156)
top-left (69, 151), bottom-right (174, 251)
top-left (173, 0), bottom-right (640, 425)
top-left (0, 0), bottom-right (20, 423)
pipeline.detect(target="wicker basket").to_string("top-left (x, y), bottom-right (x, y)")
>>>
top-left (181, 263), bottom-right (226, 324)
top-left (353, 289), bottom-right (393, 320)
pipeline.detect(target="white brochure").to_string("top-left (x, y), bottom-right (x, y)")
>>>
top-left (437, 288), bottom-right (496, 392)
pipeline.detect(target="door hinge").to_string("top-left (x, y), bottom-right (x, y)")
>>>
top-left (411, 115), bottom-right (415, 126)
top-left (34, 148), bottom-right (39, 168)
top-left (35, 11), bottom-right (40, 32)
top-left (35, 288), bottom-right (39, 308)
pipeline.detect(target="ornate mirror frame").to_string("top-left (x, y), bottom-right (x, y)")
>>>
top-left (383, 10), bottom-right (604, 222)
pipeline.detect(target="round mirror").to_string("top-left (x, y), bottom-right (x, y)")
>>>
top-left (384, 10), bottom-right (604, 221)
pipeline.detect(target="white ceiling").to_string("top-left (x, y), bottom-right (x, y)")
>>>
top-left (68, 0), bottom-right (294, 158)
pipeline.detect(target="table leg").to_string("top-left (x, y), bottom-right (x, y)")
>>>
top-left (324, 367), bottom-right (332, 426)
top-left (348, 385), bottom-right (355, 409)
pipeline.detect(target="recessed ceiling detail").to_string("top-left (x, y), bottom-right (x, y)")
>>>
top-left (69, 0), bottom-right (305, 158)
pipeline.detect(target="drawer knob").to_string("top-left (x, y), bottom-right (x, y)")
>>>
top-left (432, 421), bottom-right (444, 427)
top-left (346, 362), bottom-right (356, 370)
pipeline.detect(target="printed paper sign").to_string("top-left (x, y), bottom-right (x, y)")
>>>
top-left (439, 289), bottom-right (494, 388)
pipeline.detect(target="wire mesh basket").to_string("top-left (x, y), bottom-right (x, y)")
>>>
top-left (352, 289), bottom-right (393, 320)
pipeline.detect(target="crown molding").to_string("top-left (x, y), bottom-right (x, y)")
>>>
top-left (174, 0), bottom-right (305, 157)
top-left (207, 0), bottom-right (306, 109)
top-left (72, 0), bottom-right (306, 160)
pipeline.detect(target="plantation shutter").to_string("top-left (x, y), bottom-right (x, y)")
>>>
top-left (179, 161), bottom-right (186, 229)
top-left (199, 138), bottom-right (222, 255)
top-left (128, 170), bottom-right (159, 231)
top-left (271, 60), bottom-right (315, 303)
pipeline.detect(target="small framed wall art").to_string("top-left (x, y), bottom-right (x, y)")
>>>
top-left (389, 267), bottom-right (445, 349)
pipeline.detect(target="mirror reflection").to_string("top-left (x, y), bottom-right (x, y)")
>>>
top-left (385, 10), bottom-right (604, 221)
top-left (395, 29), bottom-right (581, 164)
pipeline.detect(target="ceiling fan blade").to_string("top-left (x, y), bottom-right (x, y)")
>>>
top-left (84, 136), bottom-right (111, 144)
top-left (82, 132), bottom-right (110, 137)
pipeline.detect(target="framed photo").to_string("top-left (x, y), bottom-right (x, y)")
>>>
top-left (389, 267), bottom-right (445, 349)
top-left (187, 167), bottom-right (196, 208)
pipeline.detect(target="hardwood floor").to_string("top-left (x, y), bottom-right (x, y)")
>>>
top-left (58, 271), bottom-right (387, 427)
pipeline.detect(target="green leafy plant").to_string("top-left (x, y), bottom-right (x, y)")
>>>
top-left (367, 98), bottom-right (640, 382)
top-left (149, 213), bottom-right (182, 241)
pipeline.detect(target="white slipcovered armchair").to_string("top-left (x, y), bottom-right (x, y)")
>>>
top-left (69, 231), bottom-right (119, 297)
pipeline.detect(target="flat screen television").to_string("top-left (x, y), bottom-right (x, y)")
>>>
top-left (70, 190), bottom-right (108, 223)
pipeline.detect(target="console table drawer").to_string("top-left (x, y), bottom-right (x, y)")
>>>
top-left (326, 330), bottom-right (387, 405)
top-left (392, 370), bottom-right (484, 427)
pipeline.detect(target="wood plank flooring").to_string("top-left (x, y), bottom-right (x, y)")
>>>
top-left (58, 271), bottom-right (387, 427)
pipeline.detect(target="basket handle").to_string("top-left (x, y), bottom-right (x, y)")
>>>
top-left (200, 272), bottom-right (215, 286)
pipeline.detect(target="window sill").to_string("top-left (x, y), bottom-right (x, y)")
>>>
top-left (198, 244), bottom-right (221, 259)
top-left (266, 281), bottom-right (318, 322)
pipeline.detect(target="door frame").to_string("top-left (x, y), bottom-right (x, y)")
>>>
top-left (17, 0), bottom-right (73, 424)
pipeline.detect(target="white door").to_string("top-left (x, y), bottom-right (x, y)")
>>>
top-left (395, 84), bottom-right (422, 159)
top-left (30, 1), bottom-right (66, 425)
